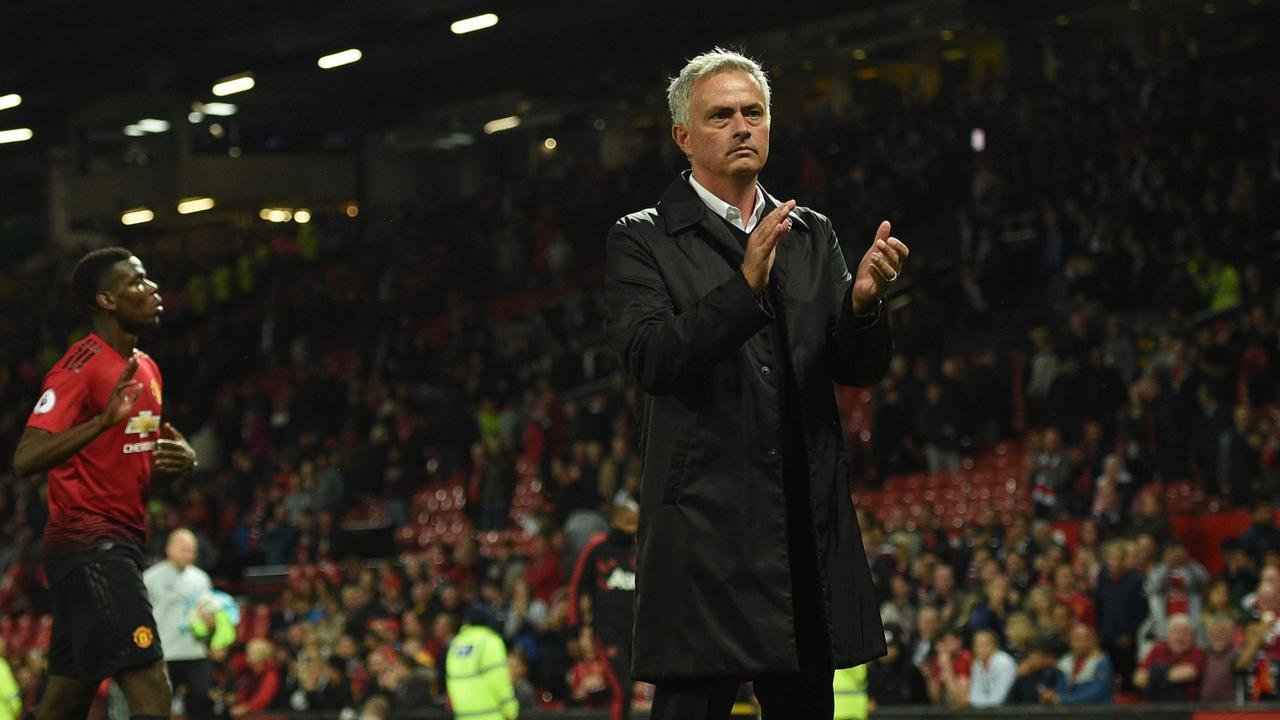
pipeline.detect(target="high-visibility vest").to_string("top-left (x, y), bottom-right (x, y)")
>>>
top-left (445, 625), bottom-right (519, 720)
top-left (833, 664), bottom-right (868, 720)
top-left (0, 658), bottom-right (20, 720)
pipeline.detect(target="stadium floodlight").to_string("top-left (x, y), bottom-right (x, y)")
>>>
top-left (451, 13), bottom-right (498, 34)
top-left (483, 115), bottom-right (520, 134)
top-left (202, 103), bottom-right (237, 116)
top-left (543, 137), bottom-right (557, 150)
top-left (177, 197), bottom-right (215, 214)
top-left (0, 94), bottom-right (21, 111)
top-left (0, 127), bottom-right (32, 144)
top-left (188, 112), bottom-right (204, 123)
top-left (137, 118), bottom-right (170, 133)
top-left (123, 124), bottom-right (146, 137)
top-left (294, 209), bottom-right (312, 223)
top-left (318, 48), bottom-right (362, 69)
top-left (121, 208), bottom-right (154, 225)
top-left (212, 74), bottom-right (255, 97)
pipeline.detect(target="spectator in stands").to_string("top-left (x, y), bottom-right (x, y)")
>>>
top-left (911, 606), bottom-right (941, 668)
top-left (879, 574), bottom-right (916, 635)
top-left (567, 626), bottom-right (612, 708)
top-left (523, 529), bottom-right (564, 603)
top-left (969, 574), bottom-right (1014, 643)
top-left (376, 652), bottom-right (433, 714)
top-left (1135, 614), bottom-right (1207, 702)
top-left (1147, 541), bottom-right (1211, 637)
top-left (1200, 616), bottom-right (1243, 702)
top-left (867, 624), bottom-right (927, 707)
top-left (1009, 639), bottom-right (1065, 705)
top-left (918, 383), bottom-right (960, 475)
top-left (1029, 428), bottom-right (1070, 519)
top-left (1044, 624), bottom-right (1113, 706)
top-left (1095, 540), bottom-right (1148, 692)
top-left (924, 628), bottom-right (972, 708)
top-left (1218, 538), bottom-right (1260, 608)
top-left (1239, 503), bottom-right (1280, 567)
top-left (967, 629), bottom-right (1017, 708)
top-left (287, 655), bottom-right (353, 712)
top-left (1130, 491), bottom-right (1172, 546)
top-left (927, 564), bottom-right (970, 632)
top-left (1052, 564), bottom-right (1095, 627)
top-left (230, 638), bottom-right (282, 716)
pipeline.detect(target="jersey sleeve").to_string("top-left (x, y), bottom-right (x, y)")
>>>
top-left (26, 367), bottom-right (92, 434)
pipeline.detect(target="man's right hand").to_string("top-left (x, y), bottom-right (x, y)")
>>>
top-left (741, 200), bottom-right (796, 293)
top-left (100, 356), bottom-right (141, 428)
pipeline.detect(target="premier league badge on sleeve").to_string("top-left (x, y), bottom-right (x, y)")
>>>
top-left (34, 389), bottom-right (56, 414)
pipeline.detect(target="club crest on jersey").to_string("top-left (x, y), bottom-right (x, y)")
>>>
top-left (126, 410), bottom-right (160, 437)
top-left (150, 379), bottom-right (162, 405)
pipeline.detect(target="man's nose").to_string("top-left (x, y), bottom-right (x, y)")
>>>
top-left (731, 112), bottom-right (752, 137)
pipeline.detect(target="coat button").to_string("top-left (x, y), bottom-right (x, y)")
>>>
top-left (760, 365), bottom-right (772, 376)
top-left (767, 448), bottom-right (778, 458)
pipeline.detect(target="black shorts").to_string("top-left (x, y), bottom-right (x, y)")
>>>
top-left (46, 542), bottom-right (163, 682)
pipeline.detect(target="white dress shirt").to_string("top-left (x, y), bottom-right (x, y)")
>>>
top-left (688, 174), bottom-right (766, 234)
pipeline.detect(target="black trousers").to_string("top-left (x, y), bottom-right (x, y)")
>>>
top-left (651, 453), bottom-right (834, 719)
top-left (167, 658), bottom-right (213, 720)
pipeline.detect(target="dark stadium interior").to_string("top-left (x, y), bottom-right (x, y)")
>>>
top-left (1, 0), bottom-right (1279, 718)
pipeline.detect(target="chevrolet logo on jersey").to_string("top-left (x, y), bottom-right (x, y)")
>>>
top-left (125, 411), bottom-right (161, 437)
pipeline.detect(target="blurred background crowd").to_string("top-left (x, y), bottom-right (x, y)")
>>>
top-left (1, 1), bottom-right (1279, 718)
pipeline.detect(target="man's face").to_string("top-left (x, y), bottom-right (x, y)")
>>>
top-left (101, 256), bottom-right (162, 331)
top-left (1168, 623), bottom-right (1193, 654)
top-left (167, 533), bottom-right (197, 569)
top-left (673, 70), bottom-right (769, 185)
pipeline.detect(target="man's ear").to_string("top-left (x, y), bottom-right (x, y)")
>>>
top-left (672, 124), bottom-right (692, 158)
top-left (96, 290), bottom-right (116, 312)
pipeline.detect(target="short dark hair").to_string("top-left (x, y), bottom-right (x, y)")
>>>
top-left (71, 247), bottom-right (133, 307)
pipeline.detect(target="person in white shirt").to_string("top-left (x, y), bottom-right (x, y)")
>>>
top-left (969, 629), bottom-right (1017, 708)
top-left (143, 529), bottom-right (214, 720)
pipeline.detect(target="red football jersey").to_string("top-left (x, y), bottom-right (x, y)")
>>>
top-left (26, 333), bottom-right (162, 553)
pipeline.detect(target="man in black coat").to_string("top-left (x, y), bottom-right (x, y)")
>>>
top-left (604, 47), bottom-right (908, 720)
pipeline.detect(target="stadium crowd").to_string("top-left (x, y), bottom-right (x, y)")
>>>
top-left (2, 18), bottom-right (1279, 719)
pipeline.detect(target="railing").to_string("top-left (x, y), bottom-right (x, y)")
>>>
top-left (232, 703), bottom-right (1280, 720)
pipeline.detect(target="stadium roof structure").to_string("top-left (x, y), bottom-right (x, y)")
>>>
top-left (1, 0), bottom-right (875, 145)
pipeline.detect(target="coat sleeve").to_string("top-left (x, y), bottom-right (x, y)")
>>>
top-left (482, 633), bottom-right (520, 720)
top-left (821, 217), bottom-right (891, 387)
top-left (605, 220), bottom-right (772, 395)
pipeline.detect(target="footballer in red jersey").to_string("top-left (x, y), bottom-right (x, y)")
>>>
top-left (12, 247), bottom-right (195, 720)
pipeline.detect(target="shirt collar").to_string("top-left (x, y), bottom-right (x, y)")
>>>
top-left (687, 173), bottom-right (766, 233)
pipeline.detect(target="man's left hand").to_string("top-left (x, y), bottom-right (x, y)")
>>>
top-left (153, 422), bottom-right (197, 478)
top-left (852, 220), bottom-right (909, 314)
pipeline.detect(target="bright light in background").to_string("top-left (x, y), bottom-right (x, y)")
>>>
top-left (202, 103), bottom-right (237, 116)
top-left (212, 74), bottom-right (254, 97)
top-left (137, 118), bottom-right (170, 133)
top-left (209, 123), bottom-right (225, 138)
top-left (483, 115), bottom-right (520, 134)
top-left (970, 128), bottom-right (986, 152)
top-left (0, 94), bottom-right (20, 111)
top-left (121, 208), bottom-right (154, 225)
top-left (177, 197), bottom-right (215, 214)
top-left (345, 203), bottom-right (359, 218)
top-left (317, 48), bottom-right (362, 69)
top-left (542, 137), bottom-right (557, 150)
top-left (123, 124), bottom-right (146, 137)
top-left (0, 128), bottom-right (33, 144)
top-left (451, 13), bottom-right (498, 34)
top-left (294, 209), bottom-right (312, 223)
top-left (188, 112), bottom-right (204, 123)
top-left (260, 208), bottom-right (292, 223)
top-left (852, 48), bottom-right (867, 60)
top-left (940, 29), bottom-right (955, 41)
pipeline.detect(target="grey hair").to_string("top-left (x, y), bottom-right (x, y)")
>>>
top-left (667, 47), bottom-right (771, 127)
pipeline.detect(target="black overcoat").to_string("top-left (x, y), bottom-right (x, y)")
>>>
top-left (604, 172), bottom-right (890, 681)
